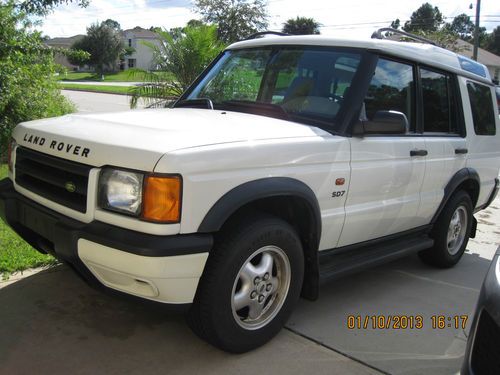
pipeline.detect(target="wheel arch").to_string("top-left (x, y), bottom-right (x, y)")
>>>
top-left (431, 168), bottom-right (480, 224)
top-left (198, 177), bottom-right (322, 300)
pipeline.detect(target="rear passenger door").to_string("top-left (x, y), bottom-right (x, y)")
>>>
top-left (417, 68), bottom-right (467, 223)
top-left (339, 57), bottom-right (426, 247)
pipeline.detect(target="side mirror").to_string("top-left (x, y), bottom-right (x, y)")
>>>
top-left (353, 110), bottom-right (409, 136)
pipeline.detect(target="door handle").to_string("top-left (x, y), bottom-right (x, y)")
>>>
top-left (410, 149), bottom-right (428, 157)
top-left (455, 148), bottom-right (468, 155)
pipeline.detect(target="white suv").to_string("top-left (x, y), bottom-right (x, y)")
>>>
top-left (1, 32), bottom-right (499, 353)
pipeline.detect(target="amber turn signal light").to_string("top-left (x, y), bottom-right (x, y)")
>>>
top-left (142, 175), bottom-right (182, 223)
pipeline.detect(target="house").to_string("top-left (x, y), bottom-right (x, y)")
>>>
top-left (45, 35), bottom-right (86, 71)
top-left (45, 27), bottom-right (161, 72)
top-left (454, 39), bottom-right (500, 83)
top-left (121, 27), bottom-right (161, 71)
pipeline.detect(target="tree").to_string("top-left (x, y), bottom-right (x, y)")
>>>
top-left (130, 24), bottom-right (224, 108)
top-left (413, 29), bottom-right (468, 52)
top-left (102, 18), bottom-right (121, 31)
top-left (445, 14), bottom-right (474, 40)
top-left (71, 22), bottom-right (124, 78)
top-left (18, 0), bottom-right (89, 15)
top-left (0, 2), bottom-right (74, 158)
top-left (66, 48), bottom-right (91, 66)
top-left (282, 17), bottom-right (320, 35)
top-left (186, 19), bottom-right (205, 28)
top-left (484, 26), bottom-right (500, 55)
top-left (403, 2), bottom-right (444, 33)
top-left (194, 0), bottom-right (268, 43)
top-left (390, 19), bottom-right (401, 30)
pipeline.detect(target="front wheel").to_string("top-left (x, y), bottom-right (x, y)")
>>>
top-left (187, 214), bottom-right (304, 353)
top-left (419, 190), bottom-right (473, 268)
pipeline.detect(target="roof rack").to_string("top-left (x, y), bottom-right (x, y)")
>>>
top-left (371, 27), bottom-right (438, 46)
top-left (244, 31), bottom-right (289, 41)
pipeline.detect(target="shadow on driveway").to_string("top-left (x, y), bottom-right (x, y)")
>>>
top-left (0, 266), bottom-right (379, 375)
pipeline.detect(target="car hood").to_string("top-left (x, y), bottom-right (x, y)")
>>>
top-left (13, 108), bottom-right (324, 171)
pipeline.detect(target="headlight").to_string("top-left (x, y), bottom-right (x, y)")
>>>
top-left (98, 168), bottom-right (182, 223)
top-left (98, 169), bottom-right (144, 216)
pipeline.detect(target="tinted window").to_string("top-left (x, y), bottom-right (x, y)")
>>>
top-left (363, 58), bottom-right (414, 132)
top-left (467, 82), bottom-right (496, 135)
top-left (421, 68), bottom-right (458, 133)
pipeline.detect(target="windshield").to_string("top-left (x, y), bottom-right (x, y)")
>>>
top-left (185, 47), bottom-right (362, 129)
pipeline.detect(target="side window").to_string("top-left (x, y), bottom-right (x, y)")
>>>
top-left (421, 68), bottom-right (458, 134)
top-left (467, 82), bottom-right (496, 135)
top-left (363, 58), bottom-right (415, 132)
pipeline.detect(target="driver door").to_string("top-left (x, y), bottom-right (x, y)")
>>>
top-left (338, 57), bottom-right (426, 247)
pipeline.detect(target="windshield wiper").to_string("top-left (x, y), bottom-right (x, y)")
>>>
top-left (174, 98), bottom-right (214, 110)
top-left (218, 100), bottom-right (290, 121)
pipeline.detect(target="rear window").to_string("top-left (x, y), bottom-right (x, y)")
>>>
top-left (467, 82), bottom-right (496, 135)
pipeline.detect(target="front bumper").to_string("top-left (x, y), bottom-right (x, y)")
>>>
top-left (0, 178), bottom-right (213, 305)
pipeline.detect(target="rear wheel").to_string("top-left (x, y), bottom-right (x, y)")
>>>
top-left (187, 214), bottom-right (304, 353)
top-left (419, 190), bottom-right (473, 268)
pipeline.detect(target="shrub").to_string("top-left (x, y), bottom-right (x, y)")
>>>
top-left (0, 2), bottom-right (75, 159)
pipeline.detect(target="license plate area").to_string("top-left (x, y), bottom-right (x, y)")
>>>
top-left (17, 202), bottom-right (57, 244)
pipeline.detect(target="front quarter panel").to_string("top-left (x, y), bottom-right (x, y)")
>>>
top-left (154, 135), bottom-right (350, 251)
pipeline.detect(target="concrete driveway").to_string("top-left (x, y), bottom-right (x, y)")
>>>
top-left (3, 92), bottom-right (497, 374)
top-left (1, 204), bottom-right (497, 375)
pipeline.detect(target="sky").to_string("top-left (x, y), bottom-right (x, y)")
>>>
top-left (38, 0), bottom-right (500, 39)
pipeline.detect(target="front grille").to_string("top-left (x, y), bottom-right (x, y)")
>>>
top-left (15, 147), bottom-right (92, 213)
top-left (471, 309), bottom-right (500, 374)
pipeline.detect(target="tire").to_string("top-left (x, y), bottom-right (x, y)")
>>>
top-left (187, 214), bottom-right (304, 353)
top-left (419, 190), bottom-right (473, 268)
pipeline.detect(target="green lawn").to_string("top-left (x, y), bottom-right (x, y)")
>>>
top-left (56, 70), bottom-right (140, 82)
top-left (58, 82), bottom-right (134, 95)
top-left (55, 70), bottom-right (174, 83)
top-left (0, 165), bottom-right (57, 277)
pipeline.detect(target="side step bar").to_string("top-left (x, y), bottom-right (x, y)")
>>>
top-left (319, 235), bottom-right (434, 284)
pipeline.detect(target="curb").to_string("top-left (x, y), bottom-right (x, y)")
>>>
top-left (60, 87), bottom-right (131, 96)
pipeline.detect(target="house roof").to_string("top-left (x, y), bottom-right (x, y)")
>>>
top-left (454, 39), bottom-right (500, 68)
top-left (45, 34), bottom-right (85, 47)
top-left (122, 27), bottom-right (159, 39)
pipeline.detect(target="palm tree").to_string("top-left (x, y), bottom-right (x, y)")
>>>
top-left (130, 24), bottom-right (224, 108)
top-left (282, 17), bottom-right (321, 35)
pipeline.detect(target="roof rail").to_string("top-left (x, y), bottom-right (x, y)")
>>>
top-left (371, 27), bottom-right (438, 46)
top-left (244, 31), bottom-right (289, 41)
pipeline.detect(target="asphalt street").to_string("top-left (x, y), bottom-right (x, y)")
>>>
top-left (62, 90), bottom-right (143, 113)
top-left (1, 91), bottom-right (498, 374)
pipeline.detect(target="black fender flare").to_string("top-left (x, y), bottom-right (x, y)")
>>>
top-left (198, 177), bottom-right (322, 300)
top-left (431, 168), bottom-right (480, 224)
top-left (198, 177), bottom-right (321, 239)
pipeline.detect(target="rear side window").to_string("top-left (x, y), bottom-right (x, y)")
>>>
top-left (467, 82), bottom-right (496, 135)
top-left (421, 68), bottom-right (459, 134)
top-left (363, 58), bottom-right (415, 132)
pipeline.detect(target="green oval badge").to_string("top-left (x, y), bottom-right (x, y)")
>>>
top-left (65, 181), bottom-right (76, 193)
